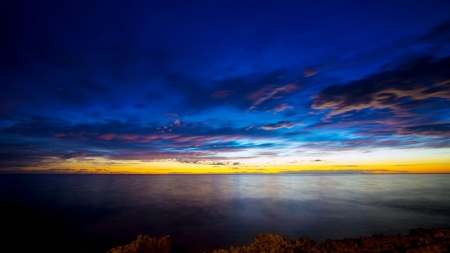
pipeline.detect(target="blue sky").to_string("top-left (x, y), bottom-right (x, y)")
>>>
top-left (1, 0), bottom-right (450, 173)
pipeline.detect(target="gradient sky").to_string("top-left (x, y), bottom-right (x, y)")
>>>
top-left (1, 0), bottom-right (450, 174)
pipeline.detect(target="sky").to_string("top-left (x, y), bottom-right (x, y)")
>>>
top-left (1, 0), bottom-right (450, 174)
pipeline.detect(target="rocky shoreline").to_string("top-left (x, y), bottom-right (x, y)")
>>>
top-left (107, 227), bottom-right (450, 253)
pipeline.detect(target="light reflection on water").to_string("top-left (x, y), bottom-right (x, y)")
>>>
top-left (0, 174), bottom-right (449, 253)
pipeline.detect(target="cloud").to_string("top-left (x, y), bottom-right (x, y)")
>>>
top-left (247, 83), bottom-right (300, 111)
top-left (161, 71), bottom-right (302, 112)
top-left (174, 119), bottom-right (181, 126)
top-left (1, 114), bottom-right (292, 168)
top-left (59, 152), bottom-right (88, 159)
top-left (417, 20), bottom-right (450, 43)
top-left (261, 121), bottom-right (295, 130)
top-left (398, 123), bottom-right (450, 136)
top-left (312, 56), bottom-right (450, 117)
top-left (273, 103), bottom-right (293, 112)
top-left (303, 67), bottom-right (318, 77)
top-left (0, 151), bottom-right (55, 169)
top-left (48, 168), bottom-right (76, 172)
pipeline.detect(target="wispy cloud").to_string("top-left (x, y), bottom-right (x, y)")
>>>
top-left (398, 123), bottom-right (450, 136)
top-left (303, 67), bottom-right (319, 77)
top-left (312, 56), bottom-right (450, 117)
top-left (261, 121), bottom-right (295, 130)
top-left (59, 152), bottom-right (89, 159)
top-left (247, 84), bottom-right (300, 112)
top-left (272, 103), bottom-right (294, 113)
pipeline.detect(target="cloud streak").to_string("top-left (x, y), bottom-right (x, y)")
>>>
top-left (247, 84), bottom-right (300, 112)
top-left (1, 4), bottom-right (450, 173)
top-left (312, 56), bottom-right (450, 117)
top-left (272, 103), bottom-right (294, 113)
top-left (261, 121), bottom-right (295, 130)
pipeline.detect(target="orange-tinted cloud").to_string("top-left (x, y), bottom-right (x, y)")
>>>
top-left (312, 56), bottom-right (450, 117)
top-left (273, 103), bottom-right (293, 112)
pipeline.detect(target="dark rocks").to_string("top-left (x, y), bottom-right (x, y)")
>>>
top-left (107, 227), bottom-right (450, 253)
top-left (212, 227), bottom-right (450, 253)
top-left (107, 235), bottom-right (172, 253)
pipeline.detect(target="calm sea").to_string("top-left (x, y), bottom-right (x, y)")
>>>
top-left (0, 174), bottom-right (449, 253)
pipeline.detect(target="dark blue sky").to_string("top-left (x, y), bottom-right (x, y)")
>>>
top-left (1, 0), bottom-right (450, 173)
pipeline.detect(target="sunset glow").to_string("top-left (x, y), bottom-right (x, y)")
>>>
top-left (1, 1), bottom-right (450, 174)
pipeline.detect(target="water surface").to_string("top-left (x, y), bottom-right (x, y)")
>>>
top-left (0, 174), bottom-right (449, 253)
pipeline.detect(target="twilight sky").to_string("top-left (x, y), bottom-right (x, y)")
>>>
top-left (1, 0), bottom-right (450, 174)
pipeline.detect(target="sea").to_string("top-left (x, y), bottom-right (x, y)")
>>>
top-left (0, 174), bottom-right (449, 253)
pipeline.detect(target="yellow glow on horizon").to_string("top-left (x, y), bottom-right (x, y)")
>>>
top-left (14, 148), bottom-right (449, 174)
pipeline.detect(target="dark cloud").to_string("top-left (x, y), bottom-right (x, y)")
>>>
top-left (261, 121), bottom-right (295, 130)
top-left (0, 114), bottom-right (289, 168)
top-left (396, 98), bottom-right (447, 110)
top-left (47, 168), bottom-right (78, 173)
top-left (0, 150), bottom-right (59, 169)
top-left (418, 20), bottom-right (450, 43)
top-left (59, 152), bottom-right (88, 159)
top-left (163, 71), bottom-right (302, 112)
top-left (312, 56), bottom-right (450, 117)
top-left (399, 123), bottom-right (450, 136)
top-left (303, 67), bottom-right (319, 77)
top-left (2, 2), bottom-right (450, 173)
